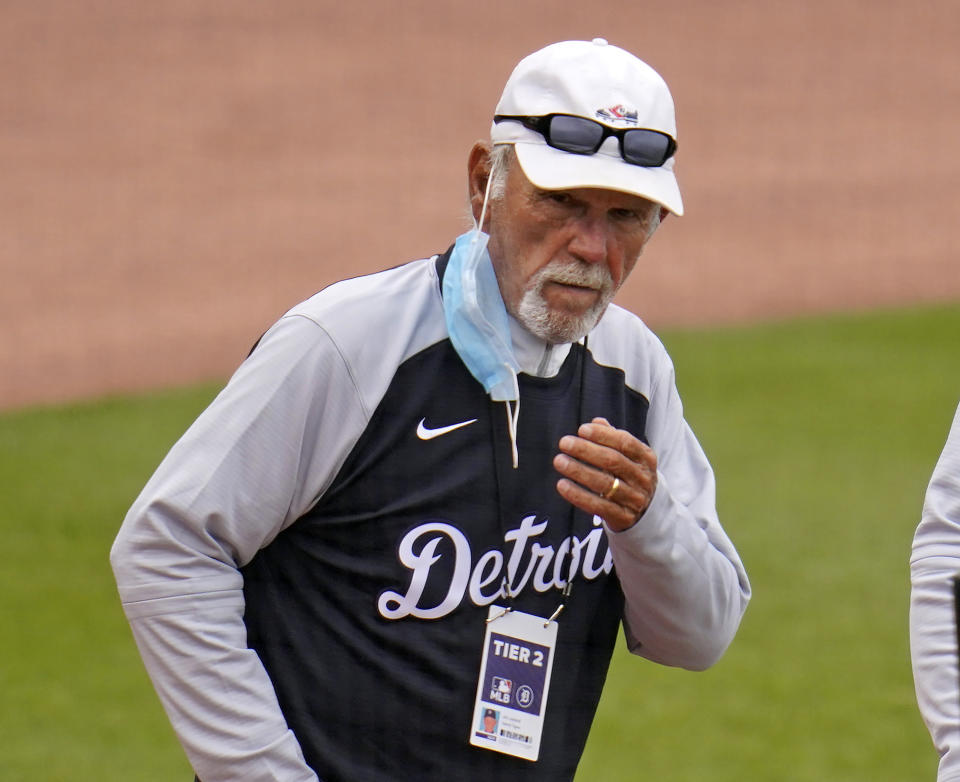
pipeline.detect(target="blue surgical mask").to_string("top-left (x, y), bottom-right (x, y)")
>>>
top-left (442, 229), bottom-right (519, 402)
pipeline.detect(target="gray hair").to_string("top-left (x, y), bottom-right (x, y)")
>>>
top-left (644, 204), bottom-right (661, 238)
top-left (488, 143), bottom-right (513, 201)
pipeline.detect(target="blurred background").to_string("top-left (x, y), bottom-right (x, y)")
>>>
top-left (2, 0), bottom-right (958, 410)
top-left (2, 1), bottom-right (959, 780)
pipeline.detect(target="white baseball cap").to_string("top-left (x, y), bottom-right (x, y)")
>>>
top-left (490, 38), bottom-right (683, 216)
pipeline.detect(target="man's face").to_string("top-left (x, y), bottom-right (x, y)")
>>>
top-left (481, 152), bottom-right (660, 344)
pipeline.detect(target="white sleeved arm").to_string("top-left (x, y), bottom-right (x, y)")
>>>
top-left (911, 402), bottom-right (960, 782)
top-left (606, 349), bottom-right (751, 671)
top-left (110, 313), bottom-right (370, 782)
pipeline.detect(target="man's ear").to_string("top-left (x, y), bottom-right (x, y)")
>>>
top-left (467, 141), bottom-right (492, 225)
top-left (659, 206), bottom-right (670, 223)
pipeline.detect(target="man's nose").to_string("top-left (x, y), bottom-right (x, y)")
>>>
top-left (568, 216), bottom-right (610, 266)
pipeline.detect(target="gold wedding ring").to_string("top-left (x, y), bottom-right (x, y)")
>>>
top-left (602, 476), bottom-right (621, 501)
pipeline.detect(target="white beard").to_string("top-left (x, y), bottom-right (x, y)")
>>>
top-left (514, 259), bottom-right (617, 344)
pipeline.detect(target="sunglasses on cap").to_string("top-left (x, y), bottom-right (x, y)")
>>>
top-left (493, 113), bottom-right (677, 168)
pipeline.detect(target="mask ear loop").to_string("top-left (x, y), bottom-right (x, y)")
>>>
top-left (505, 377), bottom-right (520, 469)
top-left (474, 146), bottom-right (497, 232)
top-left (478, 147), bottom-right (521, 470)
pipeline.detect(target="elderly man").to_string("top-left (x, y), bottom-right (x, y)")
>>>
top-left (111, 38), bottom-right (750, 781)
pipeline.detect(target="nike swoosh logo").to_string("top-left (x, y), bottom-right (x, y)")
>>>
top-left (416, 417), bottom-right (478, 440)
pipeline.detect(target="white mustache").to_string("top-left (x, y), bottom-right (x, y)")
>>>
top-left (538, 261), bottom-right (612, 291)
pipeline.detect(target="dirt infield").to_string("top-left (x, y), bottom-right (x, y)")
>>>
top-left (2, 1), bottom-right (958, 411)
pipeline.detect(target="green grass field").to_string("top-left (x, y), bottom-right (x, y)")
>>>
top-left (2, 303), bottom-right (958, 780)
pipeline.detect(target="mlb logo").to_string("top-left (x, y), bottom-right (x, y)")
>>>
top-left (595, 104), bottom-right (639, 125)
top-left (490, 676), bottom-right (513, 704)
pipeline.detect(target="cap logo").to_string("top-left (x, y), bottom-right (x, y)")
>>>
top-left (595, 105), bottom-right (638, 126)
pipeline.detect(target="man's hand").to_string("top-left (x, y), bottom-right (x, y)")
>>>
top-left (553, 417), bottom-right (657, 532)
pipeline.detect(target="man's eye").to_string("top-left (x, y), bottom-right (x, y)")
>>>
top-left (611, 208), bottom-right (641, 221)
top-left (539, 190), bottom-right (573, 206)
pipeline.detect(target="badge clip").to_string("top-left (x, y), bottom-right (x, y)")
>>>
top-left (544, 581), bottom-right (573, 627)
top-left (488, 577), bottom-right (516, 624)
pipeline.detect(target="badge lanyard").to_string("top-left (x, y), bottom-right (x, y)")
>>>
top-left (489, 336), bottom-right (588, 619)
top-left (469, 339), bottom-right (589, 761)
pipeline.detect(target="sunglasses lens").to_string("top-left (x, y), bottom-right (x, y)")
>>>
top-left (546, 115), bottom-right (604, 154)
top-left (623, 130), bottom-right (672, 167)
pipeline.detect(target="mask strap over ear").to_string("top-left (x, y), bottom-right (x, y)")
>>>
top-left (475, 149), bottom-right (497, 232)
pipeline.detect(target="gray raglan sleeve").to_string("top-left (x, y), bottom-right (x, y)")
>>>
top-left (605, 344), bottom-right (751, 671)
top-left (109, 313), bottom-right (368, 782)
top-left (910, 402), bottom-right (960, 781)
